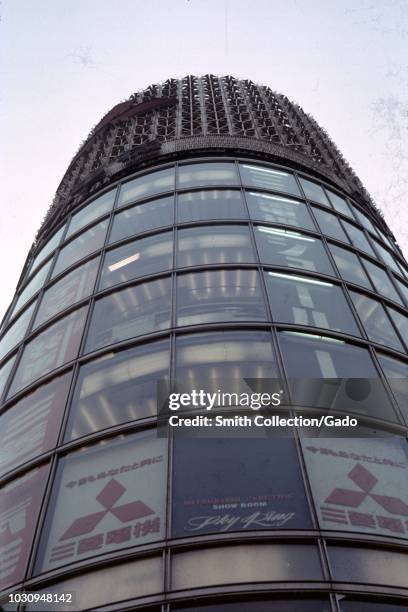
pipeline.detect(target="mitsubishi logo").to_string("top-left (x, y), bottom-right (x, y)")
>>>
top-left (325, 463), bottom-right (408, 516)
top-left (61, 478), bottom-right (155, 540)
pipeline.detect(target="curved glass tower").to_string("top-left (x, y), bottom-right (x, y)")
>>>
top-left (0, 76), bottom-right (407, 612)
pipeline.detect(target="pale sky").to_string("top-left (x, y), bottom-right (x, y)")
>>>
top-left (1, 0), bottom-right (407, 321)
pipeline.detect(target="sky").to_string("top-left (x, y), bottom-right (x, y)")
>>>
top-left (1, 0), bottom-right (407, 321)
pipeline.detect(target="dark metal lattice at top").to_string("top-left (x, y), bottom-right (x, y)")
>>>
top-left (39, 75), bottom-right (384, 241)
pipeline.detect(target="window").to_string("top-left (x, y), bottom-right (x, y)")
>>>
top-left (172, 543), bottom-right (322, 589)
top-left (377, 227), bottom-right (398, 252)
top-left (340, 599), bottom-right (408, 612)
top-left (0, 301), bottom-right (36, 362)
top-left (0, 355), bottom-right (16, 399)
top-left (266, 272), bottom-right (360, 336)
top-left (329, 244), bottom-right (371, 289)
top-left (52, 220), bottom-right (108, 278)
top-left (387, 307), bottom-right (408, 351)
top-left (394, 277), bottom-right (408, 305)
top-left (239, 164), bottom-right (300, 196)
top-left (377, 353), bottom-right (408, 421)
top-left (85, 277), bottom-right (172, 352)
top-left (255, 227), bottom-right (334, 275)
top-left (178, 190), bottom-right (246, 222)
top-left (177, 269), bottom-right (266, 326)
top-left (100, 231), bottom-right (173, 289)
top-left (28, 225), bottom-right (65, 276)
top-left (363, 259), bottom-right (403, 305)
top-left (36, 432), bottom-right (167, 572)
top-left (172, 437), bottom-right (312, 537)
top-left (343, 221), bottom-right (375, 256)
top-left (302, 437), bottom-right (408, 537)
top-left (178, 162), bottom-right (238, 189)
top-left (0, 465), bottom-right (49, 590)
top-left (66, 189), bottom-right (115, 239)
top-left (326, 190), bottom-right (353, 217)
top-left (174, 601), bottom-right (331, 612)
top-left (8, 306), bottom-right (87, 397)
top-left (278, 331), bottom-right (395, 420)
top-left (65, 340), bottom-right (169, 440)
top-left (299, 177), bottom-right (330, 206)
top-left (329, 545), bottom-right (408, 588)
top-left (0, 372), bottom-right (71, 477)
top-left (118, 167), bottom-right (174, 207)
top-left (177, 226), bottom-right (255, 267)
top-left (110, 195), bottom-right (174, 243)
top-left (246, 191), bottom-right (314, 230)
top-left (34, 257), bottom-right (99, 329)
top-left (350, 292), bottom-right (404, 351)
top-left (312, 207), bottom-right (349, 242)
top-left (352, 207), bottom-right (379, 236)
top-left (374, 240), bottom-right (405, 276)
top-left (12, 258), bottom-right (53, 317)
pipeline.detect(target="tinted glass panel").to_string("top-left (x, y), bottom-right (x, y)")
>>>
top-left (0, 355), bottom-right (16, 399)
top-left (13, 259), bottom-right (53, 316)
top-left (374, 240), bottom-right (404, 275)
top-left (66, 340), bottom-right (169, 440)
top-left (34, 258), bottom-right (99, 329)
top-left (312, 207), bottom-right (349, 241)
top-left (387, 307), bottom-right (408, 350)
top-left (343, 221), bottom-right (375, 256)
top-left (67, 189), bottom-right (115, 238)
top-left (240, 164), bottom-right (300, 196)
top-left (85, 277), bottom-right (171, 352)
top-left (246, 191), bottom-right (314, 230)
top-left (178, 162), bottom-right (238, 188)
top-left (350, 292), bottom-right (404, 351)
top-left (278, 332), bottom-right (395, 419)
top-left (29, 225), bottom-right (65, 275)
top-left (266, 272), bottom-right (360, 336)
top-left (37, 431), bottom-right (167, 572)
top-left (8, 307), bottom-right (87, 397)
top-left (177, 226), bottom-right (255, 267)
top-left (394, 277), bottom-right (408, 305)
top-left (363, 260), bottom-right (403, 304)
top-left (326, 190), bottom-right (352, 217)
top-left (377, 354), bottom-right (408, 421)
top-left (52, 220), bottom-right (108, 278)
top-left (178, 190), bottom-right (246, 222)
top-left (0, 301), bottom-right (36, 361)
top-left (329, 546), bottom-right (408, 587)
top-left (299, 178), bottom-right (330, 205)
top-left (118, 167), bottom-right (174, 207)
top-left (0, 465), bottom-right (49, 590)
top-left (175, 601), bottom-right (331, 612)
top-left (110, 196), bottom-right (174, 243)
top-left (340, 601), bottom-right (408, 612)
top-left (101, 231), bottom-right (173, 289)
top-left (329, 244), bottom-right (371, 288)
top-left (173, 437), bottom-right (312, 537)
top-left (177, 269), bottom-right (265, 326)
top-left (0, 373), bottom-right (71, 477)
top-left (352, 207), bottom-right (379, 236)
top-left (255, 227), bottom-right (334, 275)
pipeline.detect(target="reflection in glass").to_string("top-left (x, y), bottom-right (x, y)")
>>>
top-left (329, 546), bottom-right (408, 588)
top-left (329, 244), bottom-right (371, 289)
top-left (66, 340), bottom-right (169, 440)
top-left (0, 301), bottom-right (36, 361)
top-left (101, 231), bottom-right (173, 289)
top-left (246, 191), bottom-right (314, 230)
top-left (178, 162), bottom-right (238, 189)
top-left (394, 277), bottom-right (408, 306)
top-left (352, 207), bottom-right (379, 236)
top-left (29, 225), bottom-right (65, 276)
top-left (12, 259), bottom-right (53, 317)
top-left (118, 167), bottom-right (174, 207)
top-left (350, 292), bottom-right (404, 351)
top-left (85, 277), bottom-right (172, 352)
top-left (255, 227), bottom-right (334, 275)
top-left (377, 353), bottom-right (408, 421)
top-left (177, 226), bottom-right (255, 267)
top-left (374, 240), bottom-right (404, 276)
top-left (52, 220), bottom-right (108, 278)
top-left (239, 164), bottom-right (300, 196)
top-left (34, 258), bottom-right (99, 329)
top-left (299, 177), bottom-right (329, 205)
top-left (363, 259), bottom-right (403, 305)
top-left (343, 221), bottom-right (375, 256)
top-left (174, 600), bottom-right (331, 612)
top-left (0, 355), bottom-right (16, 399)
top-left (266, 272), bottom-right (360, 336)
top-left (110, 196), bottom-right (174, 243)
top-left (8, 307), bottom-right (87, 397)
top-left (312, 207), bottom-right (349, 241)
top-left (178, 190), bottom-right (246, 222)
top-left (340, 600), bottom-right (408, 612)
top-left (66, 189), bottom-right (115, 238)
top-left (177, 269), bottom-right (266, 326)
top-left (387, 307), bottom-right (408, 350)
top-left (326, 190), bottom-right (352, 217)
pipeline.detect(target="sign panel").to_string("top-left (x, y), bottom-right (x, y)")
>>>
top-left (40, 432), bottom-right (167, 572)
top-left (172, 437), bottom-right (312, 536)
top-left (0, 464), bottom-right (49, 590)
top-left (302, 437), bottom-right (408, 537)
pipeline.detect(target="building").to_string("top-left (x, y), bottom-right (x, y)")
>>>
top-left (0, 75), bottom-right (407, 611)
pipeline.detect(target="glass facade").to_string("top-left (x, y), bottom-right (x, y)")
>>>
top-left (1, 155), bottom-right (407, 611)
